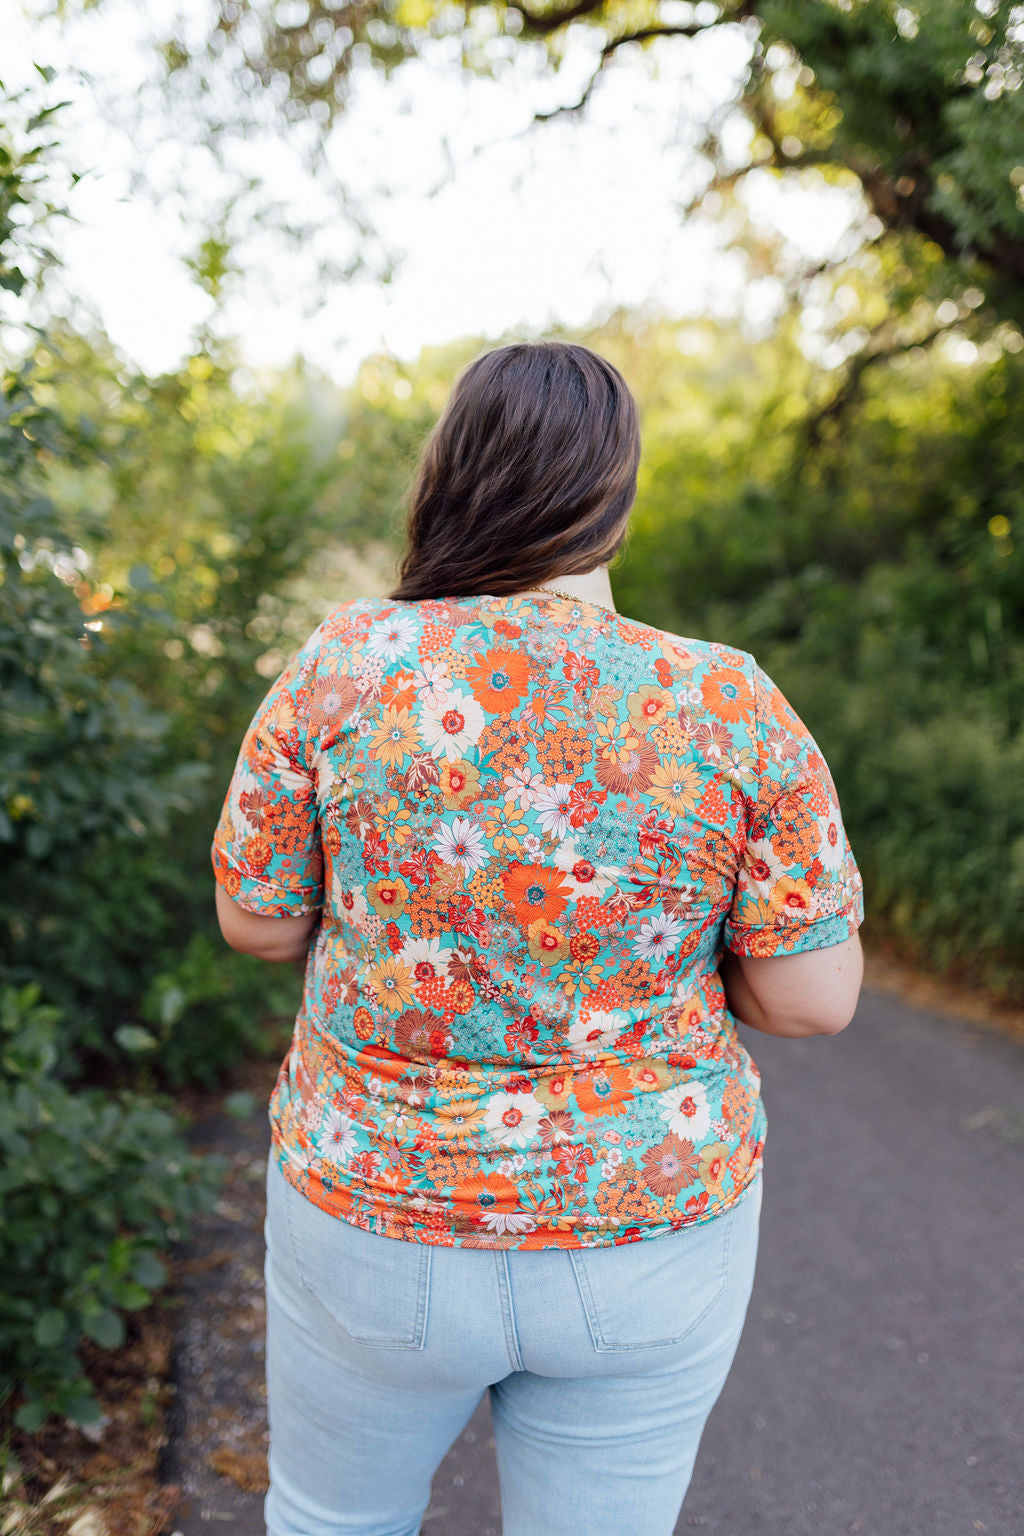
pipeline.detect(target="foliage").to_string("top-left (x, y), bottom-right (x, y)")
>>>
top-left (0, 73), bottom-right (303, 1431)
top-left (150, 1), bottom-right (1024, 301)
top-left (0, 985), bottom-right (222, 1430)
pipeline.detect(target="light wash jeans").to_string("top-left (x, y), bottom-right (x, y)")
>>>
top-left (263, 1148), bottom-right (762, 1536)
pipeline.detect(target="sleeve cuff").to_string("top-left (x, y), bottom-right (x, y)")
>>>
top-left (212, 845), bottom-right (322, 918)
top-left (724, 894), bottom-right (864, 959)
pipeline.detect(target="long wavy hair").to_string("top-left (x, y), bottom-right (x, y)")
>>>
top-left (389, 341), bottom-right (640, 600)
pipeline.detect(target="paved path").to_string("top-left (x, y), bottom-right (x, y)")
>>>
top-left (162, 989), bottom-right (1024, 1534)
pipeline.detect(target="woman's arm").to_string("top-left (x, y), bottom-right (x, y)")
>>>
top-left (215, 884), bottom-right (320, 963)
top-left (720, 932), bottom-right (863, 1039)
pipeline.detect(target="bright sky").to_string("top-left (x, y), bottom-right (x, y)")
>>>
top-left (5, 0), bottom-right (863, 383)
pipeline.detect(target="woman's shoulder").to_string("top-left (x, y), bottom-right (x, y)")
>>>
top-left (614, 609), bottom-right (761, 681)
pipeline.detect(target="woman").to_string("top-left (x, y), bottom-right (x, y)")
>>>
top-left (212, 341), bottom-right (864, 1536)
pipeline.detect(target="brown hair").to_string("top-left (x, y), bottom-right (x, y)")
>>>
top-left (389, 341), bottom-right (640, 600)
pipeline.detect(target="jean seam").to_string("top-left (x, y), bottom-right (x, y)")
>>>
top-left (496, 1251), bottom-right (525, 1371)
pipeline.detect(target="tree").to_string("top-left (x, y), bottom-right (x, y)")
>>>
top-left (153, 1), bottom-right (1023, 299)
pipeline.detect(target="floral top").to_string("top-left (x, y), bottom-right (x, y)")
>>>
top-left (212, 592), bottom-right (863, 1249)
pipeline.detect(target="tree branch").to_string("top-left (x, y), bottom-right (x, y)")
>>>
top-left (801, 321), bottom-right (958, 452)
top-left (532, 23), bottom-right (705, 123)
top-left (513, 0), bottom-right (610, 37)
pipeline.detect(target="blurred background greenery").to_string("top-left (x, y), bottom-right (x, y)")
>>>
top-left (1, 0), bottom-right (1022, 1439)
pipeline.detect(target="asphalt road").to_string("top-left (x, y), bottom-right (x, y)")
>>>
top-left (164, 988), bottom-right (1024, 1534)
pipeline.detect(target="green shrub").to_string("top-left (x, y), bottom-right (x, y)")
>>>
top-left (0, 985), bottom-right (223, 1431)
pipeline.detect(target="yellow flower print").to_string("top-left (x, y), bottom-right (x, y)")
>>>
top-left (698, 1141), bottom-right (731, 1201)
top-left (596, 715), bottom-right (642, 767)
top-left (435, 1098), bottom-right (486, 1140)
top-left (768, 876), bottom-right (813, 917)
top-left (649, 758), bottom-right (702, 816)
top-left (369, 705), bottom-right (421, 767)
top-left (365, 955), bottom-right (417, 1013)
top-left (627, 684), bottom-right (675, 734)
top-left (374, 794), bottom-right (414, 844)
top-left (439, 759), bottom-right (481, 810)
top-left (483, 803), bottom-right (529, 854)
top-left (527, 918), bottom-right (570, 966)
top-left (366, 875), bottom-right (410, 919)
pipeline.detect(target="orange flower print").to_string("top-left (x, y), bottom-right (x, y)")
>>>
top-left (700, 668), bottom-right (755, 724)
top-left (502, 863), bottom-right (572, 926)
top-left (439, 758), bottom-right (481, 810)
top-left (641, 1134), bottom-right (698, 1196)
top-left (367, 875), bottom-right (410, 919)
top-left (698, 1141), bottom-right (730, 1200)
top-left (212, 592), bottom-right (860, 1249)
top-left (527, 918), bottom-right (570, 966)
top-left (365, 955), bottom-right (416, 1013)
top-left (352, 1006), bottom-right (375, 1042)
top-left (369, 705), bottom-right (421, 767)
top-left (452, 1172), bottom-right (533, 1236)
top-left (769, 797), bottom-right (819, 863)
top-left (574, 1063), bottom-right (635, 1118)
top-left (435, 1098), bottom-right (486, 1139)
top-left (534, 1069), bottom-right (575, 1110)
top-left (244, 834), bottom-right (272, 872)
top-left (768, 876), bottom-right (813, 918)
top-left (649, 758), bottom-right (702, 816)
top-left (466, 647), bottom-right (531, 712)
top-left (380, 668), bottom-right (417, 711)
top-left (562, 651), bottom-right (600, 693)
top-left (627, 684), bottom-right (675, 733)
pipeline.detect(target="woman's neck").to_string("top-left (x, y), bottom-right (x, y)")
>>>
top-left (515, 567), bottom-right (617, 612)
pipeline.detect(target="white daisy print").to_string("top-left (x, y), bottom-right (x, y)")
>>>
top-left (567, 1010), bottom-right (626, 1054)
top-left (483, 1090), bottom-right (544, 1148)
top-left (478, 1209), bottom-right (537, 1235)
top-left (633, 911), bottom-right (684, 962)
top-left (432, 816), bottom-right (488, 873)
top-left (401, 935), bottom-right (449, 971)
top-left (316, 1106), bottom-right (358, 1164)
top-left (365, 614), bottom-right (419, 662)
top-left (658, 1081), bottom-right (712, 1142)
top-left (420, 690), bottom-right (485, 761)
top-left (532, 782), bottom-right (573, 840)
top-left (412, 659), bottom-right (453, 709)
top-left (553, 839), bottom-right (617, 897)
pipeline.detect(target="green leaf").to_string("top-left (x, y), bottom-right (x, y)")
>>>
top-left (34, 1309), bottom-right (66, 1347)
top-left (114, 1025), bottom-right (158, 1053)
top-left (63, 1391), bottom-right (104, 1426)
top-left (130, 1251), bottom-right (167, 1289)
top-left (81, 1308), bottom-right (124, 1349)
top-left (14, 1398), bottom-right (47, 1432)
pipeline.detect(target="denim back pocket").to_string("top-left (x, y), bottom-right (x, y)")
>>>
top-left (279, 1165), bottom-right (432, 1350)
top-left (568, 1207), bottom-right (737, 1352)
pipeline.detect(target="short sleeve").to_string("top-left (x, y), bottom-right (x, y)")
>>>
top-left (723, 663), bottom-right (864, 958)
top-left (211, 644), bottom-right (324, 918)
